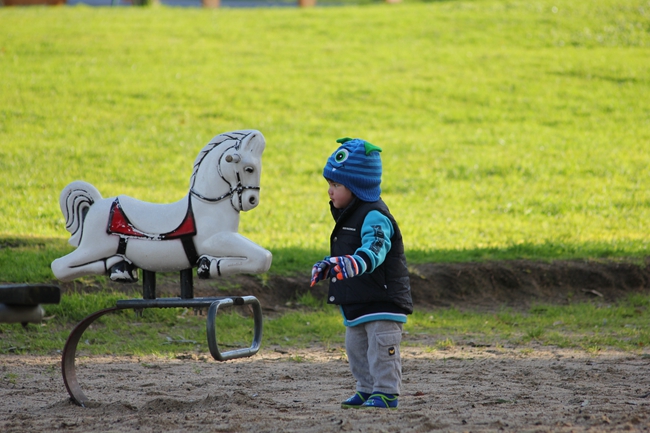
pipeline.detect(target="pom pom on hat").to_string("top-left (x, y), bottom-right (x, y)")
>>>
top-left (323, 137), bottom-right (382, 202)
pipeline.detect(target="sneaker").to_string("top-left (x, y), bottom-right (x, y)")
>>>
top-left (341, 391), bottom-right (371, 409)
top-left (361, 392), bottom-right (398, 409)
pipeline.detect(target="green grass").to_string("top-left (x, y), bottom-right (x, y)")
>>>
top-left (408, 293), bottom-right (650, 351)
top-left (0, 0), bottom-right (649, 281)
top-left (1, 292), bottom-right (648, 355)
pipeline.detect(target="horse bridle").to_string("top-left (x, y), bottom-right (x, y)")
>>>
top-left (189, 144), bottom-right (260, 211)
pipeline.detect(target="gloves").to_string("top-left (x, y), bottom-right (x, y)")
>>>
top-left (329, 255), bottom-right (361, 281)
top-left (310, 260), bottom-right (331, 287)
top-left (310, 255), bottom-right (363, 287)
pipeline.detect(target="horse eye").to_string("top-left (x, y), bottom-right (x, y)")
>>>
top-left (245, 166), bottom-right (254, 174)
top-left (334, 149), bottom-right (349, 163)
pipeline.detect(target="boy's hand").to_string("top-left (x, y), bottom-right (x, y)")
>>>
top-left (329, 255), bottom-right (361, 281)
top-left (310, 260), bottom-right (331, 287)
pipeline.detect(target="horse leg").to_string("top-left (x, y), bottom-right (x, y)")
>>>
top-left (106, 257), bottom-right (138, 283)
top-left (52, 253), bottom-right (106, 282)
top-left (196, 232), bottom-right (272, 279)
top-left (51, 224), bottom-right (135, 282)
top-left (51, 250), bottom-right (129, 282)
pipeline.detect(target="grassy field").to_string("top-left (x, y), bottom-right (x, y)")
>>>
top-left (1, 291), bottom-right (648, 355)
top-left (1, 0), bottom-right (649, 283)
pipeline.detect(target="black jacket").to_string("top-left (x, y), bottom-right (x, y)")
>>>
top-left (327, 198), bottom-right (413, 319)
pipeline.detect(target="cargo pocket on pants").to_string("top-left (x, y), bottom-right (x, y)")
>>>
top-left (376, 331), bottom-right (401, 362)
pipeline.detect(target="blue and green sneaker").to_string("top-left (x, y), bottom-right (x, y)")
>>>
top-left (361, 392), bottom-right (398, 409)
top-left (341, 391), bottom-right (371, 409)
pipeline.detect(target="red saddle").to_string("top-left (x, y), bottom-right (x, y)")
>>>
top-left (106, 198), bottom-right (196, 240)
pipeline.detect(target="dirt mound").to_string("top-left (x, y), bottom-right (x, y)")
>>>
top-left (59, 258), bottom-right (650, 311)
top-left (408, 258), bottom-right (650, 310)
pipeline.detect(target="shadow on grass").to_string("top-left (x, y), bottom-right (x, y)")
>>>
top-left (2, 235), bottom-right (647, 283)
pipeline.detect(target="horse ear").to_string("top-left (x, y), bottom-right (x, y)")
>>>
top-left (244, 133), bottom-right (266, 156)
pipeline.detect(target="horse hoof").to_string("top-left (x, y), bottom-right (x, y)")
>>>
top-left (109, 261), bottom-right (138, 283)
top-left (197, 257), bottom-right (211, 279)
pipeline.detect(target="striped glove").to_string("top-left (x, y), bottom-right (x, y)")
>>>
top-left (310, 259), bottom-right (331, 287)
top-left (328, 255), bottom-right (362, 282)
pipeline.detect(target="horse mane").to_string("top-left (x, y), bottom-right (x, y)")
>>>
top-left (189, 132), bottom-right (245, 189)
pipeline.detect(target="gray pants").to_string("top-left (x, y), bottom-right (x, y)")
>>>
top-left (345, 321), bottom-right (403, 395)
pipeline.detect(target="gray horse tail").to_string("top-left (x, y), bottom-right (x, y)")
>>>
top-left (59, 181), bottom-right (103, 247)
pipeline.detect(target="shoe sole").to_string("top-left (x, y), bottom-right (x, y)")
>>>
top-left (360, 405), bottom-right (398, 409)
top-left (341, 404), bottom-right (364, 409)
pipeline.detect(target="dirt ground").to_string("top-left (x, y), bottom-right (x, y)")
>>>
top-left (2, 259), bottom-right (650, 432)
top-left (1, 347), bottom-right (649, 433)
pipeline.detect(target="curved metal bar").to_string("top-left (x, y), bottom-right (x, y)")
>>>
top-left (206, 296), bottom-right (263, 361)
top-left (61, 307), bottom-right (120, 407)
top-left (62, 295), bottom-right (264, 406)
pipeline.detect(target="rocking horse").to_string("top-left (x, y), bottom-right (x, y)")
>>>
top-left (52, 130), bottom-right (272, 406)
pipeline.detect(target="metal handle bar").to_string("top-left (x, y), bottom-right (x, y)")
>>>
top-left (206, 296), bottom-right (263, 361)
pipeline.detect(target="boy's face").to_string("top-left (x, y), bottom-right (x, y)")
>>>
top-left (327, 180), bottom-right (354, 209)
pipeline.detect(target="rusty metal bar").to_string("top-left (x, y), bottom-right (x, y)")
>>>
top-left (61, 307), bottom-right (120, 407)
top-left (61, 295), bottom-right (262, 407)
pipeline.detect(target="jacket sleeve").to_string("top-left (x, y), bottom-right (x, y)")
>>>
top-left (354, 210), bottom-right (394, 274)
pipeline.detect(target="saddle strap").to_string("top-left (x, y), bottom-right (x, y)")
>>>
top-left (181, 236), bottom-right (199, 267)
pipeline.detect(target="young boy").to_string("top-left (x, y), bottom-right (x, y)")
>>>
top-left (310, 137), bottom-right (413, 409)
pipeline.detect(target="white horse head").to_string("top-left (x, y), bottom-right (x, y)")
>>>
top-left (51, 130), bottom-right (272, 283)
top-left (189, 130), bottom-right (265, 213)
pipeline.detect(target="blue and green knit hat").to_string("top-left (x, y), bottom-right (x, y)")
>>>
top-left (323, 137), bottom-right (383, 202)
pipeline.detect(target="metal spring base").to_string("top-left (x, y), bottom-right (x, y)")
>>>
top-left (61, 295), bottom-right (263, 407)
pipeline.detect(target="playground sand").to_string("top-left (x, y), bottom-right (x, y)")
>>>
top-left (1, 345), bottom-right (649, 432)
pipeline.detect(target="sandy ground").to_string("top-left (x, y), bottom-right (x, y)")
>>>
top-left (3, 258), bottom-right (650, 432)
top-left (1, 344), bottom-right (649, 433)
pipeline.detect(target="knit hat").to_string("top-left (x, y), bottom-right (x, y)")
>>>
top-left (323, 137), bottom-right (383, 202)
